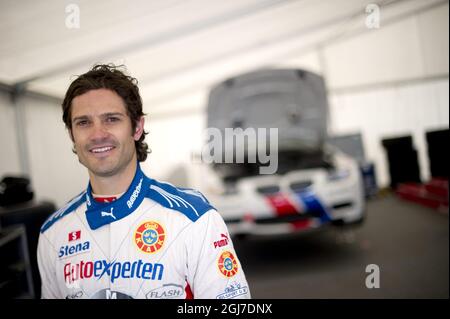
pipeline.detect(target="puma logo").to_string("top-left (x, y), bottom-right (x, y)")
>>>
top-left (101, 207), bottom-right (116, 220)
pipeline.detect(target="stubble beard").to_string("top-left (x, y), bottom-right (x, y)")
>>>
top-left (78, 143), bottom-right (135, 178)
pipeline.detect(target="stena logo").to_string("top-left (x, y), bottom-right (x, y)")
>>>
top-left (68, 230), bottom-right (81, 242)
top-left (59, 241), bottom-right (90, 259)
top-left (127, 178), bottom-right (143, 209)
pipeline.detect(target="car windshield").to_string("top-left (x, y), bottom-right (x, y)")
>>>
top-left (213, 150), bottom-right (333, 184)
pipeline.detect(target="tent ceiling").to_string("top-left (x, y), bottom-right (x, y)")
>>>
top-left (0, 0), bottom-right (445, 111)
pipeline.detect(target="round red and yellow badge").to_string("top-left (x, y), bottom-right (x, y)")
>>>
top-left (218, 251), bottom-right (239, 277)
top-left (134, 221), bottom-right (165, 253)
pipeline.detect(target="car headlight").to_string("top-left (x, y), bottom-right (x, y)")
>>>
top-left (327, 169), bottom-right (351, 181)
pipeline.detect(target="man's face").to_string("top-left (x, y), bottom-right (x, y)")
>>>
top-left (70, 88), bottom-right (144, 178)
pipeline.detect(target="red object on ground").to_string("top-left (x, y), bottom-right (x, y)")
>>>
top-left (395, 178), bottom-right (448, 211)
top-left (424, 178), bottom-right (449, 198)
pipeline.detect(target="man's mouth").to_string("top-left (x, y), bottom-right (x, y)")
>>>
top-left (89, 146), bottom-right (116, 154)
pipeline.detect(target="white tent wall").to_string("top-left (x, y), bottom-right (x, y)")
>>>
top-left (325, 3), bottom-right (449, 187)
top-left (22, 95), bottom-right (89, 207)
top-left (145, 113), bottom-right (206, 185)
top-left (0, 91), bottom-right (22, 177)
top-left (0, 93), bottom-right (88, 207)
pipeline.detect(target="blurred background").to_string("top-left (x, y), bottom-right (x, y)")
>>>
top-left (0, 0), bottom-right (448, 299)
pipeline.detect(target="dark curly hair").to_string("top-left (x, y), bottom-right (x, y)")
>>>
top-left (62, 64), bottom-right (149, 162)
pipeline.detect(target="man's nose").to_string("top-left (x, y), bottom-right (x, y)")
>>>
top-left (90, 122), bottom-right (109, 141)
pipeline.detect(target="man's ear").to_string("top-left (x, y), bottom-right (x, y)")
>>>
top-left (133, 116), bottom-right (145, 141)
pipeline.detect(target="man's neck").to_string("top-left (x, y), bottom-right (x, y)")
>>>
top-left (89, 160), bottom-right (138, 195)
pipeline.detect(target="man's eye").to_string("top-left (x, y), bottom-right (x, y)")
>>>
top-left (76, 120), bottom-right (88, 126)
top-left (106, 117), bottom-right (120, 122)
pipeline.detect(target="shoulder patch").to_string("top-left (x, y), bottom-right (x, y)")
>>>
top-left (40, 191), bottom-right (86, 233)
top-left (146, 180), bottom-right (215, 222)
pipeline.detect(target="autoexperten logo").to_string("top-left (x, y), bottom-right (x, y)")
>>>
top-left (63, 259), bottom-right (164, 284)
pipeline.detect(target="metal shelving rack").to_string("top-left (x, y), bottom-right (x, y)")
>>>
top-left (0, 224), bottom-right (35, 299)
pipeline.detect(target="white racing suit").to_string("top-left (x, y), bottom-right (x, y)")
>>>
top-left (37, 164), bottom-right (250, 299)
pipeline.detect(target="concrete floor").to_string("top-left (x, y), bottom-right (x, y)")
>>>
top-left (233, 194), bottom-right (449, 298)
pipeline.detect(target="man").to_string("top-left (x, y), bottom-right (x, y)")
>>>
top-left (37, 64), bottom-right (251, 299)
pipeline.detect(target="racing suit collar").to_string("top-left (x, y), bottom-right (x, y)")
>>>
top-left (85, 163), bottom-right (151, 230)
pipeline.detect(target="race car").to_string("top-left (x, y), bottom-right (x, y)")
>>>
top-left (204, 68), bottom-right (366, 236)
top-left (208, 146), bottom-right (366, 236)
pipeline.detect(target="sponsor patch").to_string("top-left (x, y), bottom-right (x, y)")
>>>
top-left (213, 233), bottom-right (229, 249)
top-left (63, 259), bottom-right (164, 284)
top-left (59, 241), bottom-right (90, 259)
top-left (216, 281), bottom-right (249, 299)
top-left (65, 290), bottom-right (84, 299)
top-left (91, 289), bottom-right (134, 299)
top-left (134, 221), bottom-right (165, 253)
top-left (100, 207), bottom-right (116, 220)
top-left (146, 283), bottom-right (184, 299)
top-left (218, 251), bottom-right (238, 277)
top-left (68, 230), bottom-right (81, 242)
top-left (127, 178), bottom-right (143, 209)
